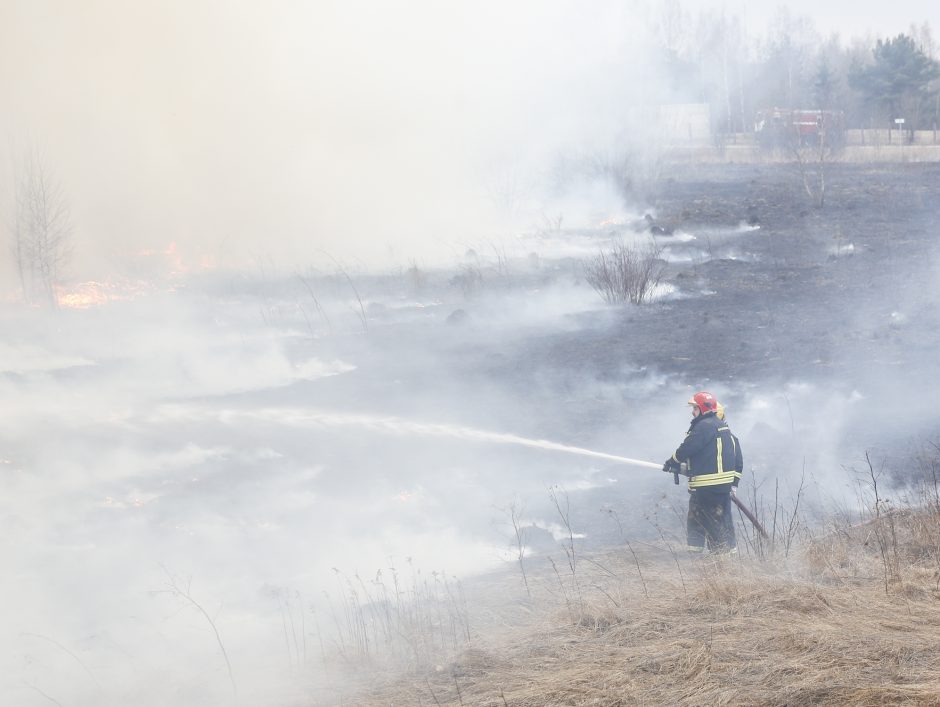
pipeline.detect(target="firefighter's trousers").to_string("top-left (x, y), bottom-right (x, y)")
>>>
top-left (687, 489), bottom-right (736, 554)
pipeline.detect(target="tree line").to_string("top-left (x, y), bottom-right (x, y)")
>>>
top-left (651, 4), bottom-right (940, 133)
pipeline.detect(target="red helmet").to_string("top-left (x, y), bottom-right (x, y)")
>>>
top-left (687, 391), bottom-right (718, 414)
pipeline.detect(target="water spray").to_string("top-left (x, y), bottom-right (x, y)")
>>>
top-left (200, 406), bottom-right (768, 537)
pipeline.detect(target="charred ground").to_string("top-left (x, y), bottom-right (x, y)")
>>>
top-left (508, 162), bottom-right (940, 388)
top-left (446, 161), bottom-right (940, 470)
top-left (292, 161), bottom-right (940, 541)
top-left (326, 163), bottom-right (940, 707)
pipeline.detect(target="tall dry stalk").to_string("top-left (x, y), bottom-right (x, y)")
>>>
top-left (549, 485), bottom-right (583, 615)
top-left (603, 507), bottom-right (651, 598)
top-left (319, 562), bottom-right (472, 670)
top-left (507, 500), bottom-right (531, 597)
top-left (158, 567), bottom-right (237, 699)
top-left (296, 272), bottom-right (333, 334)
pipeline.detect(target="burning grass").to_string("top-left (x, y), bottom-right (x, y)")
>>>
top-left (328, 505), bottom-right (940, 706)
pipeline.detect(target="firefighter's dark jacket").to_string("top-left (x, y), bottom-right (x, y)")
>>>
top-left (671, 411), bottom-right (742, 492)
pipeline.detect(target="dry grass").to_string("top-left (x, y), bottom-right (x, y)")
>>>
top-left (322, 507), bottom-right (940, 707)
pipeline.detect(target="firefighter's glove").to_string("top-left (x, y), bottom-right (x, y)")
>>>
top-left (663, 458), bottom-right (681, 473)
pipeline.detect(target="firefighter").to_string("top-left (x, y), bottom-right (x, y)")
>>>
top-left (663, 391), bottom-right (743, 555)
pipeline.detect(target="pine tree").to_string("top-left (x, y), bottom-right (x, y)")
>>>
top-left (849, 34), bottom-right (940, 128)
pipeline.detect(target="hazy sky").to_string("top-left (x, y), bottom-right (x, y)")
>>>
top-left (1, 1), bottom-right (647, 277)
top-left (1, 1), bottom-right (938, 282)
top-left (701, 0), bottom-right (938, 38)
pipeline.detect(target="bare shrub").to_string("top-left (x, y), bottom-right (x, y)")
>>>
top-left (584, 240), bottom-right (664, 305)
top-left (406, 259), bottom-right (426, 294)
top-left (450, 261), bottom-right (483, 298)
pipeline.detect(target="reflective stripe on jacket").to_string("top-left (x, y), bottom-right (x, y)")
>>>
top-left (671, 411), bottom-right (743, 491)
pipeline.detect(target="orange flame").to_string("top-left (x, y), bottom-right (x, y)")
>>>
top-left (56, 279), bottom-right (152, 309)
top-left (56, 242), bottom-right (218, 309)
top-left (136, 241), bottom-right (216, 276)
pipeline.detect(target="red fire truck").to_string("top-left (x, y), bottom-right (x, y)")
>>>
top-left (755, 108), bottom-right (845, 148)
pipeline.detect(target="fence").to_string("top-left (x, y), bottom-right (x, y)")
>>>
top-left (846, 129), bottom-right (940, 146)
top-left (663, 131), bottom-right (940, 163)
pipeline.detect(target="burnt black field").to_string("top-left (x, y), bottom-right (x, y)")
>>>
top-left (2, 162), bottom-right (939, 705)
top-left (502, 163), bottom-right (940, 438)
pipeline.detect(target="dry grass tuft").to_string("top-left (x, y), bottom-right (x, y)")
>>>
top-left (321, 507), bottom-right (940, 706)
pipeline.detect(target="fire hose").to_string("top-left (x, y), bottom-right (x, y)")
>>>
top-left (729, 492), bottom-right (770, 539)
top-left (612, 457), bottom-right (769, 539)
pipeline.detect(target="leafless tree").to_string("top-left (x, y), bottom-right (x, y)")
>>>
top-left (786, 122), bottom-right (838, 208)
top-left (9, 150), bottom-right (72, 307)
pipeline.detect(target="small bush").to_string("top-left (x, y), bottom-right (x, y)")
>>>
top-left (584, 240), bottom-right (664, 304)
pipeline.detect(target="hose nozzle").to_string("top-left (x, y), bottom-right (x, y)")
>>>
top-left (674, 462), bottom-right (688, 485)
